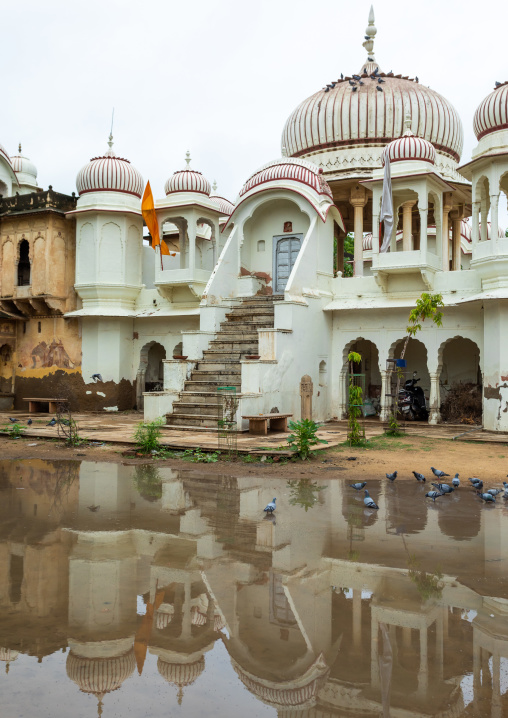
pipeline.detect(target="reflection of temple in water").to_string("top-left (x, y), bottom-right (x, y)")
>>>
top-left (0, 459), bottom-right (508, 716)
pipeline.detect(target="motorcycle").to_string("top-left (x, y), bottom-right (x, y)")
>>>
top-left (398, 372), bottom-right (428, 421)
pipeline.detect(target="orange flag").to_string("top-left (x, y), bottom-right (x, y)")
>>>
top-left (141, 181), bottom-right (160, 249)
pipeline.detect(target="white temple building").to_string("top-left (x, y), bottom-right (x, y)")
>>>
top-left (2, 7), bottom-right (508, 432)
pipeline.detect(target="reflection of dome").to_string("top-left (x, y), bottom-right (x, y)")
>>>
top-left (155, 603), bottom-right (175, 630)
top-left (231, 653), bottom-right (329, 710)
top-left (280, 9), bottom-right (463, 181)
top-left (383, 120), bottom-right (436, 166)
top-left (474, 82), bottom-right (508, 140)
top-left (157, 656), bottom-right (205, 686)
top-left (76, 135), bottom-right (144, 198)
top-left (0, 648), bottom-right (19, 662)
top-left (164, 151), bottom-right (211, 196)
top-left (239, 157), bottom-right (333, 200)
top-left (66, 649), bottom-right (136, 698)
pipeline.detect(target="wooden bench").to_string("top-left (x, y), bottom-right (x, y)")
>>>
top-left (23, 398), bottom-right (69, 414)
top-left (242, 413), bottom-right (292, 435)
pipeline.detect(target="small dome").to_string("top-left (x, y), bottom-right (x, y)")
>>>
top-left (66, 649), bottom-right (136, 697)
top-left (157, 656), bottom-right (205, 687)
top-left (383, 117), bottom-right (436, 165)
top-left (76, 135), bottom-right (144, 198)
top-left (10, 144), bottom-right (38, 189)
top-left (474, 82), bottom-right (508, 140)
top-left (239, 157), bottom-right (333, 200)
top-left (210, 182), bottom-right (234, 215)
top-left (164, 151), bottom-right (211, 196)
top-left (0, 648), bottom-right (19, 662)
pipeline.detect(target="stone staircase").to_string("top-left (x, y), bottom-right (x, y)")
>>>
top-left (165, 295), bottom-right (283, 429)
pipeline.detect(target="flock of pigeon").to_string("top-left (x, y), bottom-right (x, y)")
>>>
top-left (324, 66), bottom-right (389, 94)
top-left (349, 466), bottom-right (508, 510)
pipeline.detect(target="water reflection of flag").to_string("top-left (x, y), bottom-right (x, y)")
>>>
top-left (380, 154), bottom-right (393, 253)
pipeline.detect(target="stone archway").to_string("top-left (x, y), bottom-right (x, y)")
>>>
top-left (389, 337), bottom-right (430, 422)
top-left (340, 337), bottom-right (382, 419)
top-left (136, 341), bottom-right (167, 409)
top-left (438, 336), bottom-right (482, 425)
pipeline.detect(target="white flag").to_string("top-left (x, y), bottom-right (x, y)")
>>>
top-left (380, 154), bottom-right (393, 253)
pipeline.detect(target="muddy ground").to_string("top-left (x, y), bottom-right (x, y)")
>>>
top-left (0, 434), bottom-right (507, 484)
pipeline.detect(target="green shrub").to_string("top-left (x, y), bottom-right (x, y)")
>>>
top-left (182, 449), bottom-right (220, 463)
top-left (286, 419), bottom-right (328, 460)
top-left (4, 422), bottom-right (24, 438)
top-left (134, 418), bottom-right (165, 453)
top-left (347, 351), bottom-right (364, 446)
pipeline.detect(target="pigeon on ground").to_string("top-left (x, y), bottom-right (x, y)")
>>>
top-left (478, 491), bottom-right (496, 503)
top-left (432, 482), bottom-right (454, 494)
top-left (431, 467), bottom-right (450, 479)
top-left (364, 490), bottom-right (379, 509)
top-left (426, 490), bottom-right (444, 502)
top-left (264, 498), bottom-right (276, 514)
top-left (87, 505), bottom-right (100, 512)
top-left (413, 471), bottom-right (426, 482)
top-left (452, 473), bottom-right (460, 487)
top-left (469, 478), bottom-right (483, 490)
top-left (386, 471), bottom-right (397, 481)
top-left (504, 488), bottom-right (508, 499)
top-left (488, 488), bottom-right (502, 496)
top-left (350, 482), bottom-right (367, 491)
top-left (8, 417), bottom-right (16, 423)
top-left (47, 418), bottom-right (57, 427)
top-left (91, 373), bottom-right (103, 382)
top-left (27, 418), bottom-right (32, 426)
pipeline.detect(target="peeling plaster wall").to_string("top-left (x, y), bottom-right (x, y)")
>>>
top-left (482, 299), bottom-right (508, 431)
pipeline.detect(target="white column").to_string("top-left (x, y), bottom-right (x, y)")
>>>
top-left (188, 221), bottom-right (197, 272)
top-left (452, 217), bottom-right (462, 271)
top-left (372, 210), bottom-right (380, 256)
top-left (481, 198), bottom-right (489, 242)
top-left (472, 201), bottom-right (480, 246)
top-left (380, 370), bottom-right (390, 421)
top-left (352, 589), bottom-right (362, 649)
top-left (436, 615), bottom-right (444, 681)
top-left (371, 615), bottom-right (379, 688)
top-left (419, 205), bottom-right (428, 262)
top-left (353, 203), bottom-right (365, 276)
top-left (402, 201), bottom-right (415, 251)
top-left (429, 371), bottom-right (440, 425)
top-left (418, 626), bottom-right (428, 694)
top-left (490, 194), bottom-right (500, 247)
top-left (390, 205), bottom-right (399, 253)
top-left (492, 652), bottom-right (502, 718)
top-left (338, 371), bottom-right (347, 419)
top-left (442, 198), bottom-right (452, 271)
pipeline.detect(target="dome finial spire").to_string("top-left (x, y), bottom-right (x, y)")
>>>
top-left (185, 150), bottom-right (192, 169)
top-left (362, 5), bottom-right (377, 59)
top-left (18, 143), bottom-right (22, 154)
top-left (212, 180), bottom-right (217, 192)
top-left (404, 112), bottom-right (413, 134)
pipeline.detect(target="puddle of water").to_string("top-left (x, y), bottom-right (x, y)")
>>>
top-left (0, 459), bottom-right (508, 717)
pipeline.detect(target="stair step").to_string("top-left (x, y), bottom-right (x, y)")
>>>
top-left (209, 342), bottom-right (259, 353)
top-left (166, 414), bottom-right (222, 428)
top-left (173, 403), bottom-right (220, 416)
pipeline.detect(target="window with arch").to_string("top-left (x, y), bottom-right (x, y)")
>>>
top-left (257, 240), bottom-right (265, 252)
top-left (17, 239), bottom-right (30, 286)
top-left (319, 360), bottom-right (327, 386)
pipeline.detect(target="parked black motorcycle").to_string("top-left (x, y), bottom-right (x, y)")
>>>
top-left (398, 372), bottom-right (428, 421)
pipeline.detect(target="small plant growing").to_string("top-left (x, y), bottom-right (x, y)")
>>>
top-left (286, 419), bottom-right (328, 460)
top-left (287, 478), bottom-right (327, 511)
top-left (183, 448), bottom-right (220, 463)
top-left (407, 554), bottom-right (444, 600)
top-left (347, 351), bottom-right (365, 446)
top-left (4, 422), bottom-right (24, 438)
top-left (134, 418), bottom-right (165, 453)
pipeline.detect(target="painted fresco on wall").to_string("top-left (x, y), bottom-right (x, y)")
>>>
top-left (30, 340), bottom-right (77, 369)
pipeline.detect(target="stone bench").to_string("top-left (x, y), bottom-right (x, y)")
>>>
top-left (23, 398), bottom-right (69, 414)
top-left (242, 413), bottom-right (292, 435)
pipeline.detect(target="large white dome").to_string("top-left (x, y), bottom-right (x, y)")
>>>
top-left (76, 135), bottom-right (143, 198)
top-left (10, 144), bottom-right (38, 191)
top-left (281, 9), bottom-right (463, 183)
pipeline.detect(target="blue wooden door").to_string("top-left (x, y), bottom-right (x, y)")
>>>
top-left (274, 235), bottom-right (302, 293)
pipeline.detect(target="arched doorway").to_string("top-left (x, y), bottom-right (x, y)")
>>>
top-left (390, 337), bottom-right (430, 421)
top-left (343, 338), bottom-right (382, 417)
top-left (438, 337), bottom-right (481, 425)
top-left (136, 342), bottom-right (167, 409)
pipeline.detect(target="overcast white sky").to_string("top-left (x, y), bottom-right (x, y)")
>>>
top-left (3, 0), bottom-right (506, 209)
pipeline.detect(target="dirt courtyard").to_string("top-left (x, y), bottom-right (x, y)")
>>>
top-left (0, 432), bottom-right (506, 486)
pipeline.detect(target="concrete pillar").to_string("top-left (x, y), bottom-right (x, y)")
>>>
top-left (419, 205), bottom-right (428, 262)
top-left (402, 626), bottom-right (412, 648)
top-left (481, 198), bottom-right (489, 242)
top-left (482, 299), bottom-right (508, 431)
top-left (380, 369), bottom-right (391, 421)
top-left (350, 186), bottom-right (368, 277)
top-left (429, 371), bottom-right (441, 425)
top-left (442, 193), bottom-right (453, 271)
top-left (188, 221), bottom-right (197, 272)
top-left (472, 201), bottom-right (481, 246)
top-left (402, 201), bottom-right (415, 251)
top-left (490, 194), bottom-right (500, 247)
top-left (390, 205), bottom-right (400, 253)
top-left (372, 211), bottom-right (380, 256)
top-left (452, 217), bottom-right (462, 271)
top-left (338, 371), bottom-right (348, 419)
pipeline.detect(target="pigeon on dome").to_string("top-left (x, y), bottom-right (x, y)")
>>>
top-left (361, 6), bottom-right (382, 76)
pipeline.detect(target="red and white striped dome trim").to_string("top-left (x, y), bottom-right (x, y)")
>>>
top-left (66, 649), bottom-right (136, 696)
top-left (210, 194), bottom-right (234, 215)
top-left (239, 158), bottom-right (333, 199)
top-left (282, 75), bottom-right (463, 162)
top-left (383, 132), bottom-right (435, 165)
top-left (474, 82), bottom-right (508, 140)
top-left (165, 170), bottom-right (211, 196)
top-left (76, 137), bottom-right (143, 198)
top-left (157, 657), bottom-right (205, 686)
top-left (155, 605), bottom-right (174, 630)
top-left (0, 144), bottom-right (12, 168)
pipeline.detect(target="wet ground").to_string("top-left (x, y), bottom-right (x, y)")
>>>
top-left (0, 459), bottom-right (507, 717)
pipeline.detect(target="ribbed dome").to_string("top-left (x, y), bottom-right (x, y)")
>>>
top-left (10, 144), bottom-right (38, 189)
top-left (0, 144), bottom-right (12, 168)
top-left (474, 82), bottom-right (508, 140)
top-left (0, 648), bottom-right (19, 662)
top-left (76, 135), bottom-right (143, 198)
top-left (164, 151), bottom-right (211, 196)
top-left (66, 649), bottom-right (136, 697)
top-left (383, 120), bottom-right (436, 165)
top-left (157, 656), bottom-right (205, 686)
top-left (239, 157), bottom-right (333, 199)
top-left (281, 10), bottom-right (463, 172)
top-left (210, 184), bottom-right (234, 215)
